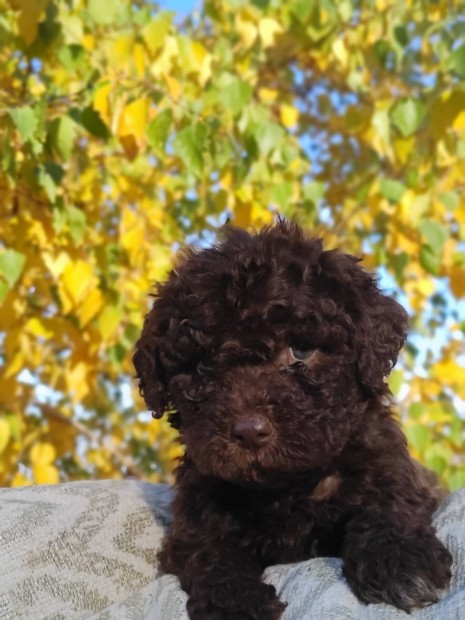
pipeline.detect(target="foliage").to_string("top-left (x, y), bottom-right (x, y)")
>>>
top-left (0, 0), bottom-right (464, 489)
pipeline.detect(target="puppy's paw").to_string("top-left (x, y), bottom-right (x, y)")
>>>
top-left (187, 582), bottom-right (286, 620)
top-left (343, 531), bottom-right (452, 612)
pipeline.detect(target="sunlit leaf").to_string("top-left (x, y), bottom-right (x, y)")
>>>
top-left (147, 109), bottom-right (173, 155)
top-left (9, 106), bottom-right (37, 143)
top-left (391, 98), bottom-right (425, 137)
top-left (0, 249), bottom-right (26, 287)
top-left (0, 419), bottom-right (11, 454)
top-left (173, 123), bottom-right (208, 177)
top-left (88, 0), bottom-right (120, 25)
top-left (220, 78), bottom-right (253, 115)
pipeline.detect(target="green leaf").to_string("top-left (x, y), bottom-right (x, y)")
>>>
top-left (424, 444), bottom-right (453, 475)
top-left (58, 44), bottom-right (85, 72)
top-left (393, 26), bottom-right (409, 48)
top-left (380, 178), bottom-right (405, 202)
top-left (88, 0), bottom-right (120, 25)
top-left (0, 249), bottom-right (26, 287)
top-left (68, 206), bottom-right (86, 244)
top-left (0, 281), bottom-right (9, 303)
top-left (80, 107), bottom-right (109, 139)
top-left (303, 181), bottom-right (326, 203)
top-left (391, 98), bottom-right (425, 137)
top-left (388, 370), bottom-right (403, 396)
top-left (290, 0), bottom-right (313, 21)
top-left (405, 423), bottom-right (430, 453)
top-left (372, 109), bottom-right (390, 143)
top-left (147, 109), bottom-right (173, 155)
top-left (448, 44), bottom-right (465, 79)
top-left (419, 220), bottom-right (448, 254)
top-left (271, 182), bottom-right (293, 209)
top-left (49, 116), bottom-right (77, 161)
top-left (37, 163), bottom-right (65, 204)
top-left (440, 191), bottom-right (460, 212)
top-left (220, 78), bottom-right (253, 115)
top-left (420, 245), bottom-right (441, 275)
top-left (9, 106), bottom-right (37, 143)
top-left (389, 251), bottom-right (408, 279)
top-left (173, 123), bottom-right (208, 177)
top-left (108, 343), bottom-right (126, 366)
top-left (408, 402), bottom-right (424, 420)
top-left (253, 122), bottom-right (285, 157)
top-left (449, 417), bottom-right (462, 448)
top-left (142, 14), bottom-right (172, 54)
top-left (448, 469), bottom-right (465, 491)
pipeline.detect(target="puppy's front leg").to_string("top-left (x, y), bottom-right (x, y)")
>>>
top-left (341, 458), bottom-right (452, 611)
top-left (159, 482), bottom-right (286, 620)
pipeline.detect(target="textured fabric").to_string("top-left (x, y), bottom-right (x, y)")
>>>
top-left (0, 481), bottom-right (463, 620)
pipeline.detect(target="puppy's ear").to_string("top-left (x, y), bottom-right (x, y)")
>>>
top-left (133, 333), bottom-right (170, 419)
top-left (319, 250), bottom-right (408, 393)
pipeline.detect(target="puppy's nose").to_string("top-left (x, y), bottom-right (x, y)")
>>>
top-left (232, 416), bottom-right (272, 450)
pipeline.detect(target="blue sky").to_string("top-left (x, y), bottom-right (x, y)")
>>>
top-left (157, 0), bottom-right (198, 15)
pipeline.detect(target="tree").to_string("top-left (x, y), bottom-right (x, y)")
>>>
top-left (0, 0), bottom-right (463, 488)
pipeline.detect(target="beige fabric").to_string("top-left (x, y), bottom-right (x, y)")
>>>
top-left (0, 480), bottom-right (171, 619)
top-left (0, 480), bottom-right (463, 620)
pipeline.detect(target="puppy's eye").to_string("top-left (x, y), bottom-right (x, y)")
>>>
top-left (290, 345), bottom-right (314, 362)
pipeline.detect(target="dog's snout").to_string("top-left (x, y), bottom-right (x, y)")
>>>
top-left (232, 416), bottom-right (272, 450)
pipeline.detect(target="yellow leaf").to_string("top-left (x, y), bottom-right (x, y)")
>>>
top-left (235, 13), bottom-right (257, 49)
top-left (25, 317), bottom-right (53, 338)
top-left (394, 136), bottom-right (415, 164)
top-left (416, 278), bottom-right (435, 297)
top-left (234, 202), bottom-right (252, 227)
top-left (5, 350), bottom-right (24, 379)
top-left (453, 110), bottom-right (465, 131)
top-left (82, 34), bottom-right (95, 51)
top-left (142, 15), bottom-right (171, 55)
top-left (191, 42), bottom-right (212, 86)
top-left (167, 443), bottom-right (184, 461)
top-left (78, 288), bottom-right (104, 327)
top-left (332, 39), bottom-right (348, 67)
top-left (0, 419), bottom-right (11, 454)
top-left (65, 360), bottom-right (89, 402)
top-left (165, 75), bottom-right (182, 101)
top-left (98, 305), bottom-right (122, 340)
top-left (113, 33), bottom-right (134, 63)
top-left (94, 82), bottom-right (112, 126)
top-left (30, 442), bottom-right (56, 465)
top-left (33, 463), bottom-right (60, 485)
top-left (150, 36), bottom-right (179, 77)
top-left (134, 43), bottom-right (146, 78)
top-left (118, 98), bottom-right (149, 158)
top-left (11, 473), bottom-right (32, 487)
top-left (280, 104), bottom-right (299, 128)
top-left (433, 360), bottom-right (464, 385)
top-left (259, 88), bottom-right (278, 103)
top-left (258, 18), bottom-right (283, 49)
top-left (431, 91), bottom-right (465, 141)
top-left (61, 260), bottom-right (95, 307)
top-left (43, 252), bottom-right (71, 279)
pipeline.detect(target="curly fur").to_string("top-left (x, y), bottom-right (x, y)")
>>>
top-left (134, 220), bottom-right (452, 619)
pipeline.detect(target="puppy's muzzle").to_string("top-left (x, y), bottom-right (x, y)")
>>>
top-left (232, 415), bottom-right (272, 450)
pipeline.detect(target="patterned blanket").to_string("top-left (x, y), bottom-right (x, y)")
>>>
top-left (0, 480), bottom-right (463, 619)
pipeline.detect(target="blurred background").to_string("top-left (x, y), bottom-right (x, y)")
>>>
top-left (0, 0), bottom-right (463, 489)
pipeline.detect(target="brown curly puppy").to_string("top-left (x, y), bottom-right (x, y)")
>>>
top-left (134, 220), bottom-right (452, 620)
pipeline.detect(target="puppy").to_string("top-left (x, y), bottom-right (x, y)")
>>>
top-left (134, 220), bottom-right (451, 619)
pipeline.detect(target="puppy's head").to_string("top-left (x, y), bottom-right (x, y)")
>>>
top-left (134, 221), bottom-right (408, 485)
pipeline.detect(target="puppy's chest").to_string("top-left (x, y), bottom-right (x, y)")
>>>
top-left (241, 494), bottom-right (344, 566)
